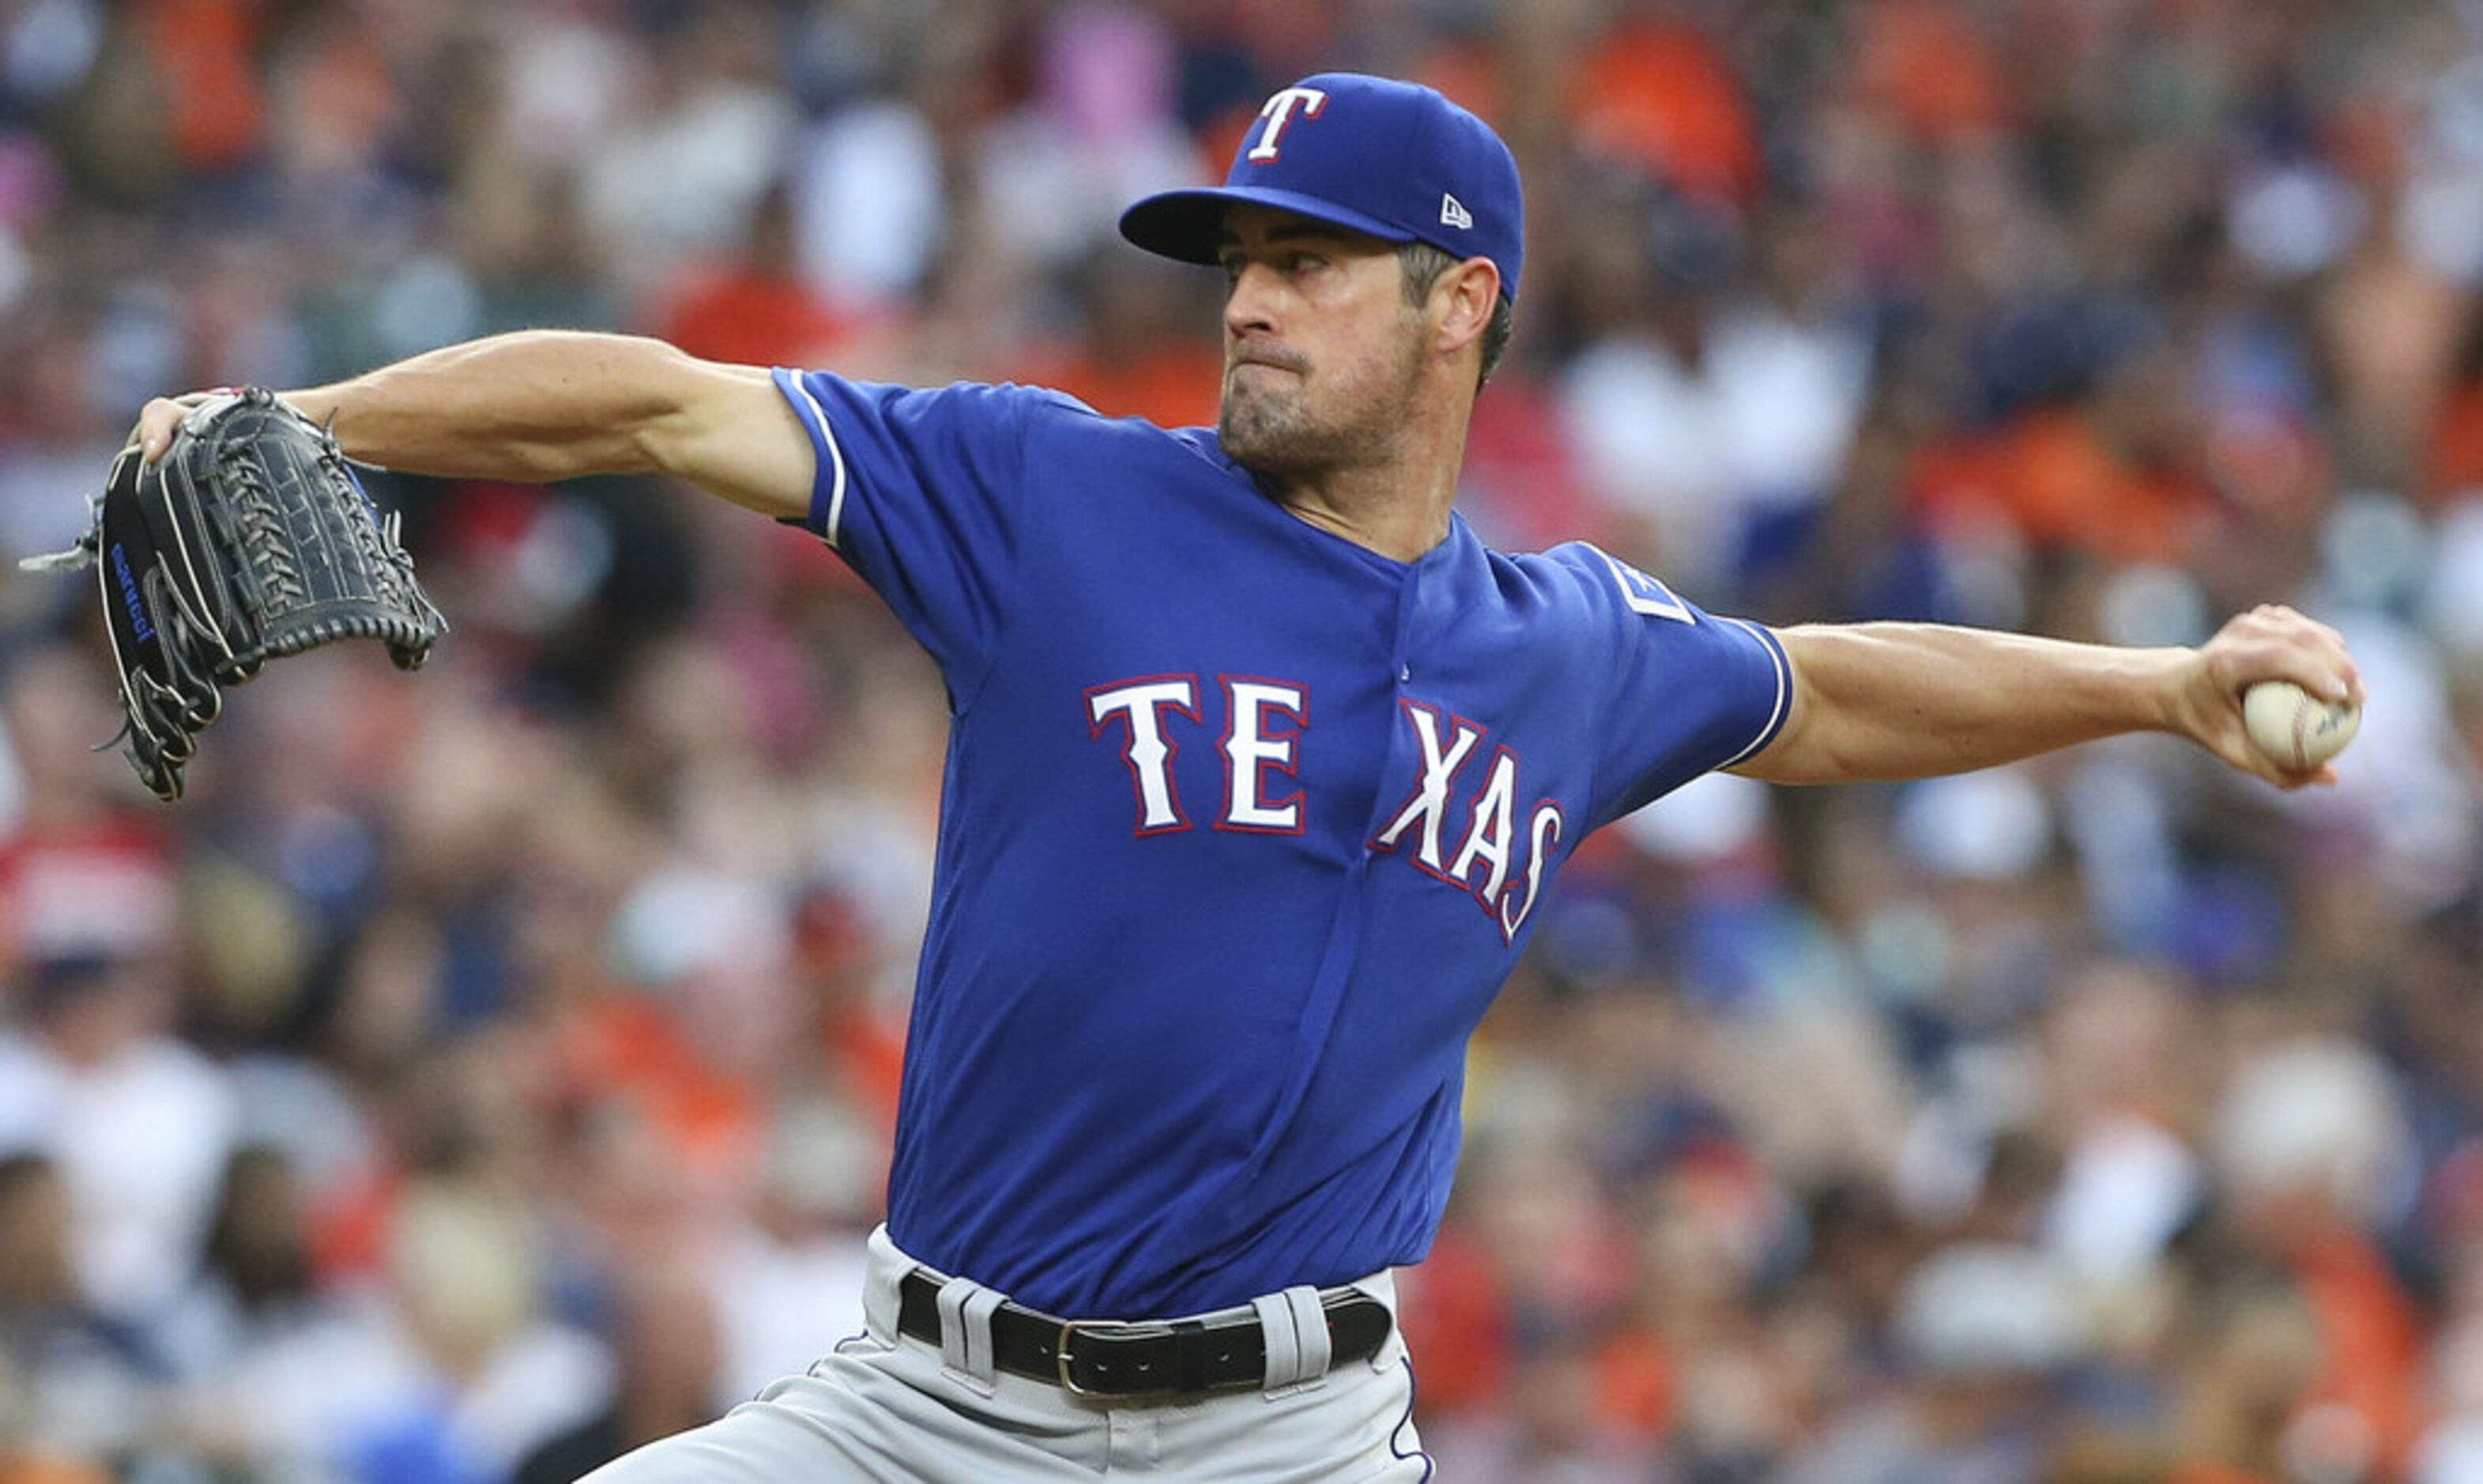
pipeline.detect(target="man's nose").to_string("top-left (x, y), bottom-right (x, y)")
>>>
top-left (1224, 262), bottom-right (1281, 336)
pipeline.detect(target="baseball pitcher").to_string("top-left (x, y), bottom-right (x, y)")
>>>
top-left (123, 73), bottom-right (2360, 1482)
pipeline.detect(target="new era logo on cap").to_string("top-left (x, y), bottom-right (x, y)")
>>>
top-left (1118, 73), bottom-right (1525, 302)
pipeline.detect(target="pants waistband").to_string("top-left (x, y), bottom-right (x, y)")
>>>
top-left (861, 1225), bottom-right (1396, 1399)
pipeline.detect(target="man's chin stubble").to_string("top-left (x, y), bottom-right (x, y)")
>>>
top-left (1220, 397), bottom-right (1290, 470)
top-left (1225, 386), bottom-right (1345, 471)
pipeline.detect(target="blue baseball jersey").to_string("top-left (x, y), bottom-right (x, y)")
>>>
top-left (774, 369), bottom-right (1792, 1320)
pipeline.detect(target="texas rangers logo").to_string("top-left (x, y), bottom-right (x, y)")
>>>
top-left (1247, 86), bottom-right (1328, 162)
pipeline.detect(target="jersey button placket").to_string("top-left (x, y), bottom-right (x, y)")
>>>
top-left (1370, 565), bottom-right (1423, 853)
top-left (1390, 561), bottom-right (1420, 691)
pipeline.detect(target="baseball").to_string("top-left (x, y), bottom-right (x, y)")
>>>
top-left (2241, 680), bottom-right (2360, 772)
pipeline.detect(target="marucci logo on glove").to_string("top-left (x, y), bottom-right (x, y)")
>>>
top-left (109, 543), bottom-right (154, 644)
top-left (23, 388), bottom-right (448, 801)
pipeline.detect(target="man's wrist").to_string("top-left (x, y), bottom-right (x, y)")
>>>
top-left (2136, 646), bottom-right (2204, 735)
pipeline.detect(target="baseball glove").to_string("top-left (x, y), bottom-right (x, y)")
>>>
top-left (23, 388), bottom-right (446, 800)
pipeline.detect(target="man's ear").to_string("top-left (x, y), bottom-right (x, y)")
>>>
top-left (1431, 258), bottom-right (1501, 360)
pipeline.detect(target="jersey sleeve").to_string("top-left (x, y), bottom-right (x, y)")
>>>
top-left (1560, 543), bottom-right (1795, 830)
top-left (774, 368), bottom-right (1079, 699)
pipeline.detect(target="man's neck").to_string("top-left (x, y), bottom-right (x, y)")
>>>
top-left (1257, 401), bottom-right (1471, 564)
top-left (1267, 475), bottom-right (1451, 562)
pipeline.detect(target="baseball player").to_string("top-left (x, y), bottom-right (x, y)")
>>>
top-left (133, 73), bottom-right (2358, 1482)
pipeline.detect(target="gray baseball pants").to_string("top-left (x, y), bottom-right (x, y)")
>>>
top-left (581, 1226), bottom-right (1433, 1482)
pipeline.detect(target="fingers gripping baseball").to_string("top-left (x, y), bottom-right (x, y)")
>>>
top-left (2181, 605), bottom-right (2364, 789)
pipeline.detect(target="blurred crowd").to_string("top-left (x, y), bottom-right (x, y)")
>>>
top-left (0, 0), bottom-right (2480, 1480)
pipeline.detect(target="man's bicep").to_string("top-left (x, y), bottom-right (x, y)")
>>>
top-left (1729, 625), bottom-right (1933, 786)
top-left (642, 358), bottom-right (816, 522)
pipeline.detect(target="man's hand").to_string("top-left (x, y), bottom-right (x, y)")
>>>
top-left (2171, 605), bottom-right (2364, 789)
top-left (134, 392), bottom-right (217, 463)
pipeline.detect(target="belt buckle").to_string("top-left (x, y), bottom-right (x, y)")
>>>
top-left (1056, 1318), bottom-right (1166, 1396)
top-left (1055, 1318), bottom-right (1103, 1395)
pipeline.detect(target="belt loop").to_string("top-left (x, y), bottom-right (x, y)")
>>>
top-left (1171, 1317), bottom-right (1210, 1393)
top-left (1251, 1291), bottom-right (1302, 1391)
top-left (861, 1226), bottom-right (906, 1343)
top-left (936, 1276), bottom-right (1004, 1395)
top-left (1283, 1286), bottom-right (1332, 1381)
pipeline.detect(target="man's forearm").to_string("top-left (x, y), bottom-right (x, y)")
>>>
top-left (138, 331), bottom-right (814, 518)
top-left (285, 331), bottom-right (701, 483)
top-left (1745, 622), bottom-right (2189, 784)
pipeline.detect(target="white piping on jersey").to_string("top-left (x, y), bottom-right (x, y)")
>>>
top-left (786, 377), bottom-right (850, 548)
top-left (1716, 617), bottom-right (1792, 770)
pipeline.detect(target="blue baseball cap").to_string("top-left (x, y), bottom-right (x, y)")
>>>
top-left (1121, 73), bottom-right (1524, 302)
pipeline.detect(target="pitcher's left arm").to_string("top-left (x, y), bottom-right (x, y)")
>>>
top-left (1731, 605), bottom-right (2362, 790)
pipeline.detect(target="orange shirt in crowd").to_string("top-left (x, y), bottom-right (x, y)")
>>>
top-left (2425, 379), bottom-right (2483, 508)
top-left (1570, 20), bottom-right (1761, 205)
top-left (144, 0), bottom-right (267, 169)
top-left (0, 1455), bottom-right (115, 1484)
top-left (657, 269), bottom-right (850, 378)
top-left (1008, 342), bottom-right (1223, 433)
top-left (1911, 407), bottom-right (2210, 564)
top-left (1393, 1224), bottom-right (1508, 1414)
top-left (1856, 0), bottom-right (2013, 143)
top-left (1594, 1323), bottom-right (1675, 1437)
top-left (2293, 1230), bottom-right (2432, 1477)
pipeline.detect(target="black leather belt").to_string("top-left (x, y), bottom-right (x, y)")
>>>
top-left (894, 1269), bottom-right (1392, 1398)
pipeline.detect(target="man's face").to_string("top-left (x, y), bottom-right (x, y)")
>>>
top-left (1215, 204), bottom-right (1427, 478)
